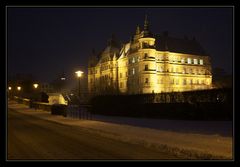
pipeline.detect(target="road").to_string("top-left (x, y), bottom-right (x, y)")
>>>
top-left (7, 109), bottom-right (179, 160)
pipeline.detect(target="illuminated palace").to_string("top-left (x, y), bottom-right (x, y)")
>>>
top-left (88, 16), bottom-right (212, 95)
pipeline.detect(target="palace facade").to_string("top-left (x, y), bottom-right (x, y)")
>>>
top-left (88, 16), bottom-right (212, 95)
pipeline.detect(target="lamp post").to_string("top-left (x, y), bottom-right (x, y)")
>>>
top-left (75, 70), bottom-right (83, 119)
top-left (75, 70), bottom-right (83, 100)
top-left (33, 83), bottom-right (39, 89)
top-left (17, 86), bottom-right (22, 100)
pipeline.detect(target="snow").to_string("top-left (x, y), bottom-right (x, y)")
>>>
top-left (8, 101), bottom-right (233, 159)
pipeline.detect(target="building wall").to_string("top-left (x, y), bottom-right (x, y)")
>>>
top-left (88, 32), bottom-right (212, 95)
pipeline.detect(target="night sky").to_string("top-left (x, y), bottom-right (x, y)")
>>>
top-left (7, 7), bottom-right (233, 82)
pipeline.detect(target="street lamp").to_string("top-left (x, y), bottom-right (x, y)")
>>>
top-left (33, 83), bottom-right (39, 89)
top-left (8, 86), bottom-right (12, 91)
top-left (17, 86), bottom-right (21, 91)
top-left (75, 70), bottom-right (83, 100)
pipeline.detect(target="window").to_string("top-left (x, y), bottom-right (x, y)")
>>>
top-left (200, 59), bottom-right (203, 65)
top-left (160, 67), bottom-right (163, 72)
top-left (145, 65), bottom-right (148, 71)
top-left (132, 57), bottom-right (135, 63)
top-left (145, 78), bottom-right (149, 84)
top-left (159, 55), bottom-right (163, 61)
top-left (181, 58), bottom-right (185, 63)
top-left (190, 79), bottom-right (193, 85)
top-left (196, 80), bottom-right (199, 84)
top-left (120, 82), bottom-right (123, 88)
top-left (132, 68), bottom-right (135, 75)
top-left (176, 79), bottom-right (179, 85)
top-left (187, 58), bottom-right (192, 64)
top-left (120, 73), bottom-right (122, 78)
top-left (189, 68), bottom-right (192, 74)
top-left (144, 53), bottom-right (148, 59)
top-left (194, 59), bottom-right (198, 64)
top-left (183, 79), bottom-right (187, 85)
top-left (171, 79), bottom-right (174, 84)
top-left (182, 68), bottom-right (186, 74)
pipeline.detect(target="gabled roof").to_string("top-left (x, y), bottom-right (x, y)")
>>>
top-left (155, 34), bottom-right (208, 56)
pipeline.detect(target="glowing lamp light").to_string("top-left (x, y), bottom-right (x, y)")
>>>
top-left (61, 77), bottom-right (66, 80)
top-left (8, 86), bottom-right (12, 90)
top-left (75, 70), bottom-right (84, 78)
top-left (33, 84), bottom-right (39, 89)
top-left (17, 86), bottom-right (21, 91)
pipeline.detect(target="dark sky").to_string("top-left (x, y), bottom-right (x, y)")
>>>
top-left (7, 7), bottom-right (233, 82)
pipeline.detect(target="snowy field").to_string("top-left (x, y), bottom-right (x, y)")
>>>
top-left (8, 101), bottom-right (233, 159)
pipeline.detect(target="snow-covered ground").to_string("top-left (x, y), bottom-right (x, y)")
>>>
top-left (91, 115), bottom-right (232, 137)
top-left (8, 101), bottom-right (233, 159)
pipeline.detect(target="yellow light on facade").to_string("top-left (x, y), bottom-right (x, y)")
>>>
top-left (33, 83), bottom-right (39, 89)
top-left (8, 86), bottom-right (12, 90)
top-left (17, 86), bottom-right (21, 91)
top-left (75, 70), bottom-right (84, 78)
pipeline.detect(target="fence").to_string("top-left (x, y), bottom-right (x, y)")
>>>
top-left (67, 105), bottom-right (92, 120)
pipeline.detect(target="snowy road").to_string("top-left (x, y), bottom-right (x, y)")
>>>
top-left (7, 109), bottom-right (179, 160)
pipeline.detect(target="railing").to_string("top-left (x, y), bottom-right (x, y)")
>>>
top-left (67, 105), bottom-right (92, 120)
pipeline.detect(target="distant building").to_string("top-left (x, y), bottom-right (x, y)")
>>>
top-left (88, 15), bottom-right (212, 95)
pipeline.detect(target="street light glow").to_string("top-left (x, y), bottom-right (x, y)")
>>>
top-left (33, 83), bottom-right (39, 89)
top-left (17, 86), bottom-right (21, 91)
top-left (8, 86), bottom-right (12, 90)
top-left (75, 70), bottom-right (84, 78)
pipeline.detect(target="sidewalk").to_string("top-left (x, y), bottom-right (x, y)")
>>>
top-left (7, 101), bottom-right (233, 159)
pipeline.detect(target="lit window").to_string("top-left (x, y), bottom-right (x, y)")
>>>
top-left (176, 79), bottom-right (179, 85)
top-left (132, 68), bottom-right (135, 75)
top-left (145, 78), bottom-right (149, 84)
top-left (120, 73), bottom-right (122, 78)
top-left (181, 58), bottom-right (185, 63)
top-left (194, 59), bottom-right (198, 64)
top-left (187, 58), bottom-right (192, 64)
top-left (200, 59), bottom-right (203, 65)
top-left (132, 57), bottom-right (135, 63)
top-left (160, 67), bottom-right (163, 72)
